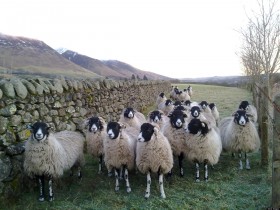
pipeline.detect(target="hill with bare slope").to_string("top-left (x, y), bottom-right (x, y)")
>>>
top-left (0, 33), bottom-right (101, 79)
top-left (61, 50), bottom-right (172, 80)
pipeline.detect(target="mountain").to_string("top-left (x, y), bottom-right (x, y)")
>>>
top-left (181, 76), bottom-right (250, 86)
top-left (61, 50), bottom-right (172, 80)
top-left (0, 33), bottom-right (101, 79)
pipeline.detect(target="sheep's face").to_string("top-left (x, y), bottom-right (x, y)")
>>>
top-left (138, 123), bottom-right (154, 142)
top-left (87, 117), bottom-right (104, 133)
top-left (29, 122), bottom-right (50, 142)
top-left (149, 110), bottom-right (162, 123)
top-left (124, 107), bottom-right (135, 119)
top-left (199, 101), bottom-right (209, 110)
top-left (233, 110), bottom-right (249, 126)
top-left (168, 110), bottom-right (187, 129)
top-left (184, 100), bottom-right (192, 107)
top-left (190, 106), bottom-right (201, 118)
top-left (187, 86), bottom-right (192, 91)
top-left (165, 99), bottom-right (173, 106)
top-left (186, 118), bottom-right (209, 135)
top-left (174, 105), bottom-right (186, 112)
top-left (159, 92), bottom-right (165, 98)
top-left (107, 122), bottom-right (121, 139)
top-left (239, 101), bottom-right (250, 111)
top-left (209, 103), bottom-right (216, 111)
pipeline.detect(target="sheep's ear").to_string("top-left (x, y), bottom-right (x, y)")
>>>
top-left (246, 113), bottom-right (253, 118)
top-left (26, 124), bottom-right (33, 130)
top-left (183, 113), bottom-right (188, 118)
top-left (84, 118), bottom-right (90, 127)
top-left (119, 123), bottom-right (126, 129)
top-left (153, 126), bottom-right (159, 137)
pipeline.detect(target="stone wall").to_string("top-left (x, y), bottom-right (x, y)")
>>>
top-left (0, 77), bottom-right (171, 199)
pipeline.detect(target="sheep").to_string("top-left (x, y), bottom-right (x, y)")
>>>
top-left (238, 100), bottom-right (258, 123)
top-left (187, 106), bottom-right (216, 129)
top-left (170, 86), bottom-right (179, 100)
top-left (156, 92), bottom-right (167, 107)
top-left (24, 122), bottom-right (85, 202)
top-left (103, 121), bottom-right (138, 193)
top-left (187, 85), bottom-right (193, 97)
top-left (209, 103), bottom-right (220, 125)
top-left (161, 109), bottom-right (189, 177)
top-left (147, 110), bottom-right (169, 130)
top-left (184, 118), bottom-right (222, 182)
top-left (136, 123), bottom-right (173, 199)
top-left (218, 109), bottom-right (261, 170)
top-left (175, 90), bottom-right (190, 102)
top-left (119, 107), bottom-right (146, 130)
top-left (158, 99), bottom-right (174, 115)
top-left (85, 116), bottom-right (110, 175)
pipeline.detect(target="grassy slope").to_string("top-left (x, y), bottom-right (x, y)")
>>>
top-left (3, 84), bottom-right (271, 210)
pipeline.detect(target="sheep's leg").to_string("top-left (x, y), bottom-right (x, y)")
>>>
top-left (239, 152), bottom-right (243, 170)
top-left (195, 162), bottom-right (200, 182)
top-left (48, 176), bottom-right (54, 202)
top-left (124, 167), bottom-right (131, 193)
top-left (114, 169), bottom-right (120, 191)
top-left (204, 161), bottom-right (208, 182)
top-left (108, 166), bottom-right (113, 177)
top-left (178, 153), bottom-right (184, 177)
top-left (145, 171), bottom-right (151, 199)
top-left (167, 168), bottom-right (173, 178)
top-left (119, 165), bottom-right (124, 180)
top-left (98, 155), bottom-right (102, 174)
top-left (245, 152), bottom-right (251, 170)
top-left (38, 175), bottom-right (45, 202)
top-left (78, 166), bottom-right (82, 179)
top-left (159, 173), bottom-right (166, 199)
top-left (232, 152), bottom-right (235, 158)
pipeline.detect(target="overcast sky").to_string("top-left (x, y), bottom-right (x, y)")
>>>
top-left (0, 0), bottom-right (264, 78)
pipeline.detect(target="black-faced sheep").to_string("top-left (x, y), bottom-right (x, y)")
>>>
top-left (161, 109), bottom-right (189, 177)
top-left (158, 99), bottom-right (175, 115)
top-left (136, 123), bottom-right (173, 199)
top-left (184, 118), bottom-right (222, 182)
top-left (156, 92), bottom-right (167, 107)
top-left (187, 106), bottom-right (216, 129)
top-left (218, 110), bottom-right (260, 170)
top-left (238, 100), bottom-right (258, 123)
top-left (147, 110), bottom-right (169, 130)
top-left (85, 116), bottom-right (109, 175)
top-left (209, 103), bottom-right (220, 125)
top-left (24, 122), bottom-right (85, 201)
top-left (187, 85), bottom-right (193, 97)
top-left (119, 107), bottom-right (146, 130)
top-left (103, 121), bottom-right (137, 193)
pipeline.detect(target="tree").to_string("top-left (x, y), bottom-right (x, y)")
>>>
top-left (240, 0), bottom-right (280, 91)
top-left (136, 75), bottom-right (140, 80)
top-left (143, 75), bottom-right (148, 80)
top-left (131, 74), bottom-right (136, 80)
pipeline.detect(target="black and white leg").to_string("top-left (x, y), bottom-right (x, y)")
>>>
top-left (114, 168), bottom-right (120, 191)
top-left (98, 155), bottom-right (102, 174)
top-left (48, 176), bottom-right (54, 201)
top-left (204, 160), bottom-right (208, 182)
top-left (78, 166), bottom-right (82, 179)
top-left (124, 167), bottom-right (131, 193)
top-left (159, 173), bottom-right (166, 198)
top-left (195, 162), bottom-right (200, 182)
top-left (145, 171), bottom-right (151, 199)
top-left (245, 152), bottom-right (251, 169)
top-left (119, 165), bottom-right (124, 180)
top-left (108, 166), bottom-right (113, 177)
top-left (38, 175), bottom-right (45, 202)
top-left (179, 153), bottom-right (184, 177)
top-left (239, 152), bottom-right (243, 170)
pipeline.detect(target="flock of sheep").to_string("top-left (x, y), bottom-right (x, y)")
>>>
top-left (23, 85), bottom-right (261, 201)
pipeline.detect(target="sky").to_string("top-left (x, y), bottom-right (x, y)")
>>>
top-left (0, 0), bottom-right (263, 79)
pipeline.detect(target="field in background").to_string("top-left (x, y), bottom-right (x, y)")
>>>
top-left (3, 84), bottom-right (271, 210)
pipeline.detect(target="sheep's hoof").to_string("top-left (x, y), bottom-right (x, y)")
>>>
top-left (126, 187), bottom-right (131, 193)
top-left (205, 178), bottom-right (208, 182)
top-left (246, 166), bottom-right (251, 170)
top-left (239, 166), bottom-right (243, 170)
top-left (145, 192), bottom-right (150, 199)
top-left (195, 179), bottom-right (200, 182)
top-left (115, 186), bottom-right (119, 191)
top-left (108, 172), bottom-right (113, 177)
top-left (98, 170), bottom-right (102, 175)
top-left (161, 194), bottom-right (166, 199)
top-left (49, 196), bottom-right (54, 202)
top-left (38, 196), bottom-right (45, 202)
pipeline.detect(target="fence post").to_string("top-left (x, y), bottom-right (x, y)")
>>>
top-left (260, 86), bottom-right (269, 166)
top-left (272, 94), bottom-right (280, 208)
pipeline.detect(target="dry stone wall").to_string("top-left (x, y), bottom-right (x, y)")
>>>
top-left (0, 77), bottom-right (171, 199)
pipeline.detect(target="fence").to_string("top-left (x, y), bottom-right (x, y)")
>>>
top-left (253, 83), bottom-right (280, 208)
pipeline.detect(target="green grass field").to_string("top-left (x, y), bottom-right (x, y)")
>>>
top-left (3, 84), bottom-right (271, 210)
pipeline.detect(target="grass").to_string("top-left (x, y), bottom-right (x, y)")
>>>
top-left (2, 83), bottom-right (272, 210)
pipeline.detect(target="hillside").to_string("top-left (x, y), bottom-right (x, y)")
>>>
top-left (61, 50), bottom-right (172, 80)
top-left (0, 34), bottom-right (101, 79)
